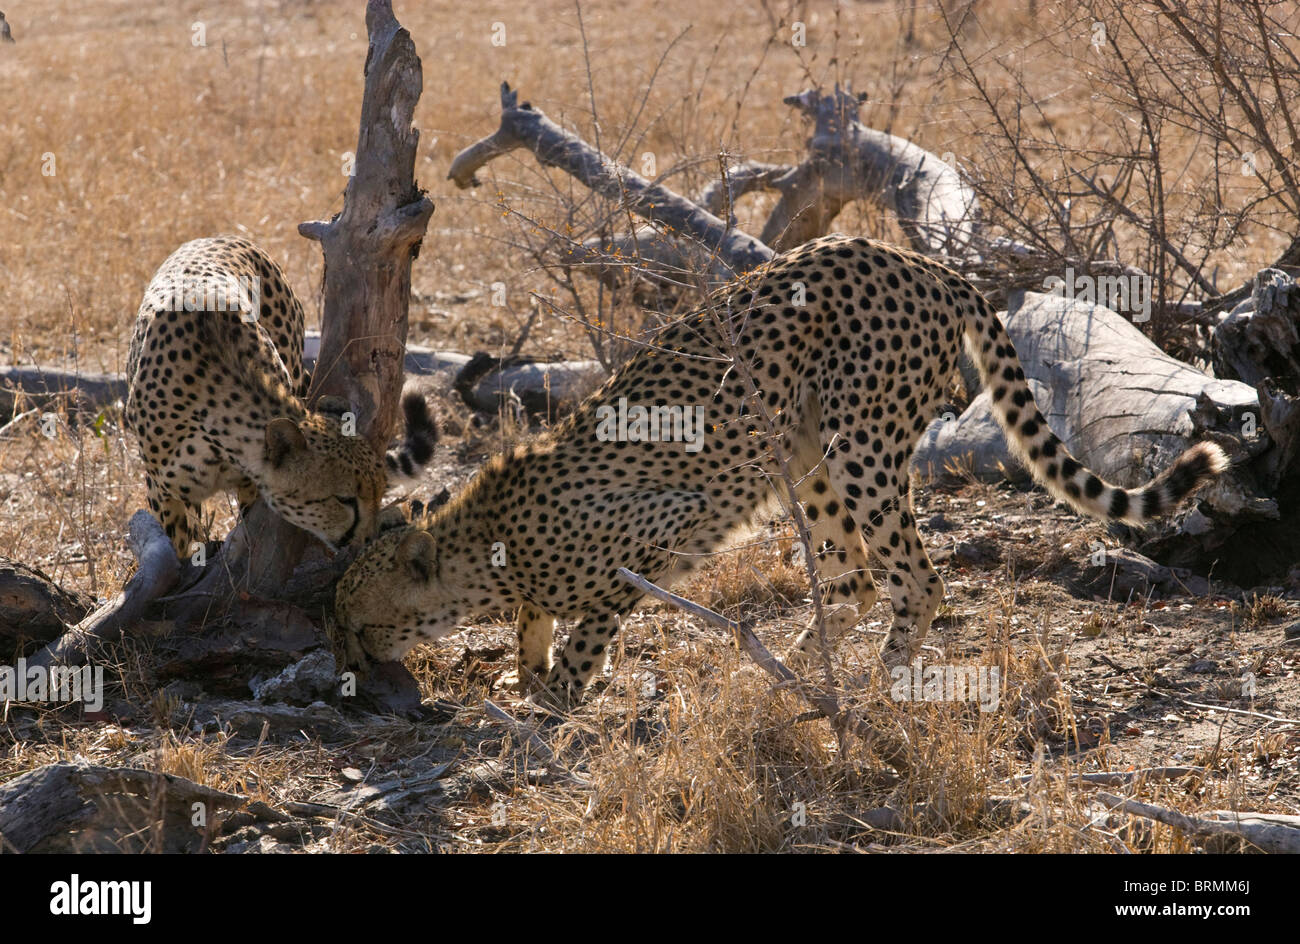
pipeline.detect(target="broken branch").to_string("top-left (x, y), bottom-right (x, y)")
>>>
top-left (25, 510), bottom-right (179, 671)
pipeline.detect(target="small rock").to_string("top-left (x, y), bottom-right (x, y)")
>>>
top-left (925, 512), bottom-right (956, 533)
top-left (249, 649), bottom-right (338, 705)
top-left (161, 679), bottom-right (204, 701)
top-left (953, 538), bottom-right (1002, 567)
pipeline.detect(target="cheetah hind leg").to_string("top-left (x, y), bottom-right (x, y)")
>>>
top-left (785, 465), bottom-right (878, 669)
top-left (815, 425), bottom-right (943, 668)
top-left (856, 491), bottom-right (943, 668)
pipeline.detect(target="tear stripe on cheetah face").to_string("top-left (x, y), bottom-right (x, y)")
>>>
top-left (126, 235), bottom-right (437, 556)
top-left (333, 234), bottom-right (1227, 703)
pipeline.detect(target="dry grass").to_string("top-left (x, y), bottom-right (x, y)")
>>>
top-left (2, 0), bottom-right (1298, 854)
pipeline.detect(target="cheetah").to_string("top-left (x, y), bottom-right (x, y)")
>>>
top-left (333, 235), bottom-right (1227, 705)
top-left (126, 235), bottom-right (437, 557)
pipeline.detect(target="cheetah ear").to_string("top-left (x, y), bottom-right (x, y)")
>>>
top-left (265, 418), bottom-right (307, 468)
top-left (396, 530), bottom-right (438, 584)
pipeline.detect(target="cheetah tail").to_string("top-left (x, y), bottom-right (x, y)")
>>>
top-left (385, 390), bottom-right (439, 482)
top-left (963, 293), bottom-right (1228, 526)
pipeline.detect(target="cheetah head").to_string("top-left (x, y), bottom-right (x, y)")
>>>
top-left (332, 528), bottom-right (467, 673)
top-left (258, 413), bottom-right (387, 550)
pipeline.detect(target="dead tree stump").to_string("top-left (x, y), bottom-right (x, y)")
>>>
top-left (172, 0), bottom-right (434, 625)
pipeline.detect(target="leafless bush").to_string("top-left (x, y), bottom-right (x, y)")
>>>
top-left (940, 0), bottom-right (1300, 339)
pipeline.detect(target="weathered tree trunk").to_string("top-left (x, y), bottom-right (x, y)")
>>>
top-left (298, 3), bottom-right (435, 446)
top-left (174, 0), bottom-right (433, 616)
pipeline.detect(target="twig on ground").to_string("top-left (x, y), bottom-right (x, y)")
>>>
top-left (1009, 766), bottom-right (1207, 788)
top-left (616, 567), bottom-right (915, 771)
top-left (483, 699), bottom-right (592, 787)
top-left (1094, 792), bottom-right (1300, 853)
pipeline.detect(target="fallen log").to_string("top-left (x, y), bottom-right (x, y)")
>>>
top-left (453, 83), bottom-right (983, 296)
top-left (912, 378), bottom-right (1049, 482)
top-left (0, 762), bottom-right (261, 853)
top-left (0, 366), bottom-right (125, 417)
top-left (448, 81), bottom-right (772, 278)
top-left (1, 333), bottom-right (603, 423)
top-left (702, 85), bottom-right (979, 257)
top-left (0, 558), bottom-right (93, 647)
top-left (917, 290), bottom-right (1273, 579)
top-left (449, 351), bottom-right (602, 419)
top-left (1002, 291), bottom-right (1257, 496)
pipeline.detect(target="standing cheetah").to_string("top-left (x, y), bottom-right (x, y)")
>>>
top-left (126, 235), bottom-right (436, 556)
top-left (333, 235), bottom-right (1227, 704)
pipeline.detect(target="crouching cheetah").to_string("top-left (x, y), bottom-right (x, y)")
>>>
top-left (126, 235), bottom-right (437, 556)
top-left (333, 235), bottom-right (1227, 705)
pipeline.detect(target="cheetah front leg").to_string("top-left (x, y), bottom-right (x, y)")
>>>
top-left (146, 474), bottom-right (202, 558)
top-left (536, 611), bottom-right (621, 707)
top-left (504, 603), bottom-right (555, 694)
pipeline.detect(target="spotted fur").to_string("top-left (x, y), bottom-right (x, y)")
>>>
top-left (126, 235), bottom-right (436, 556)
top-left (334, 235), bottom-right (1227, 704)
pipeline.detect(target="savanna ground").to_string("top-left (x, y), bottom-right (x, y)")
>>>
top-left (0, 0), bottom-right (1297, 852)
